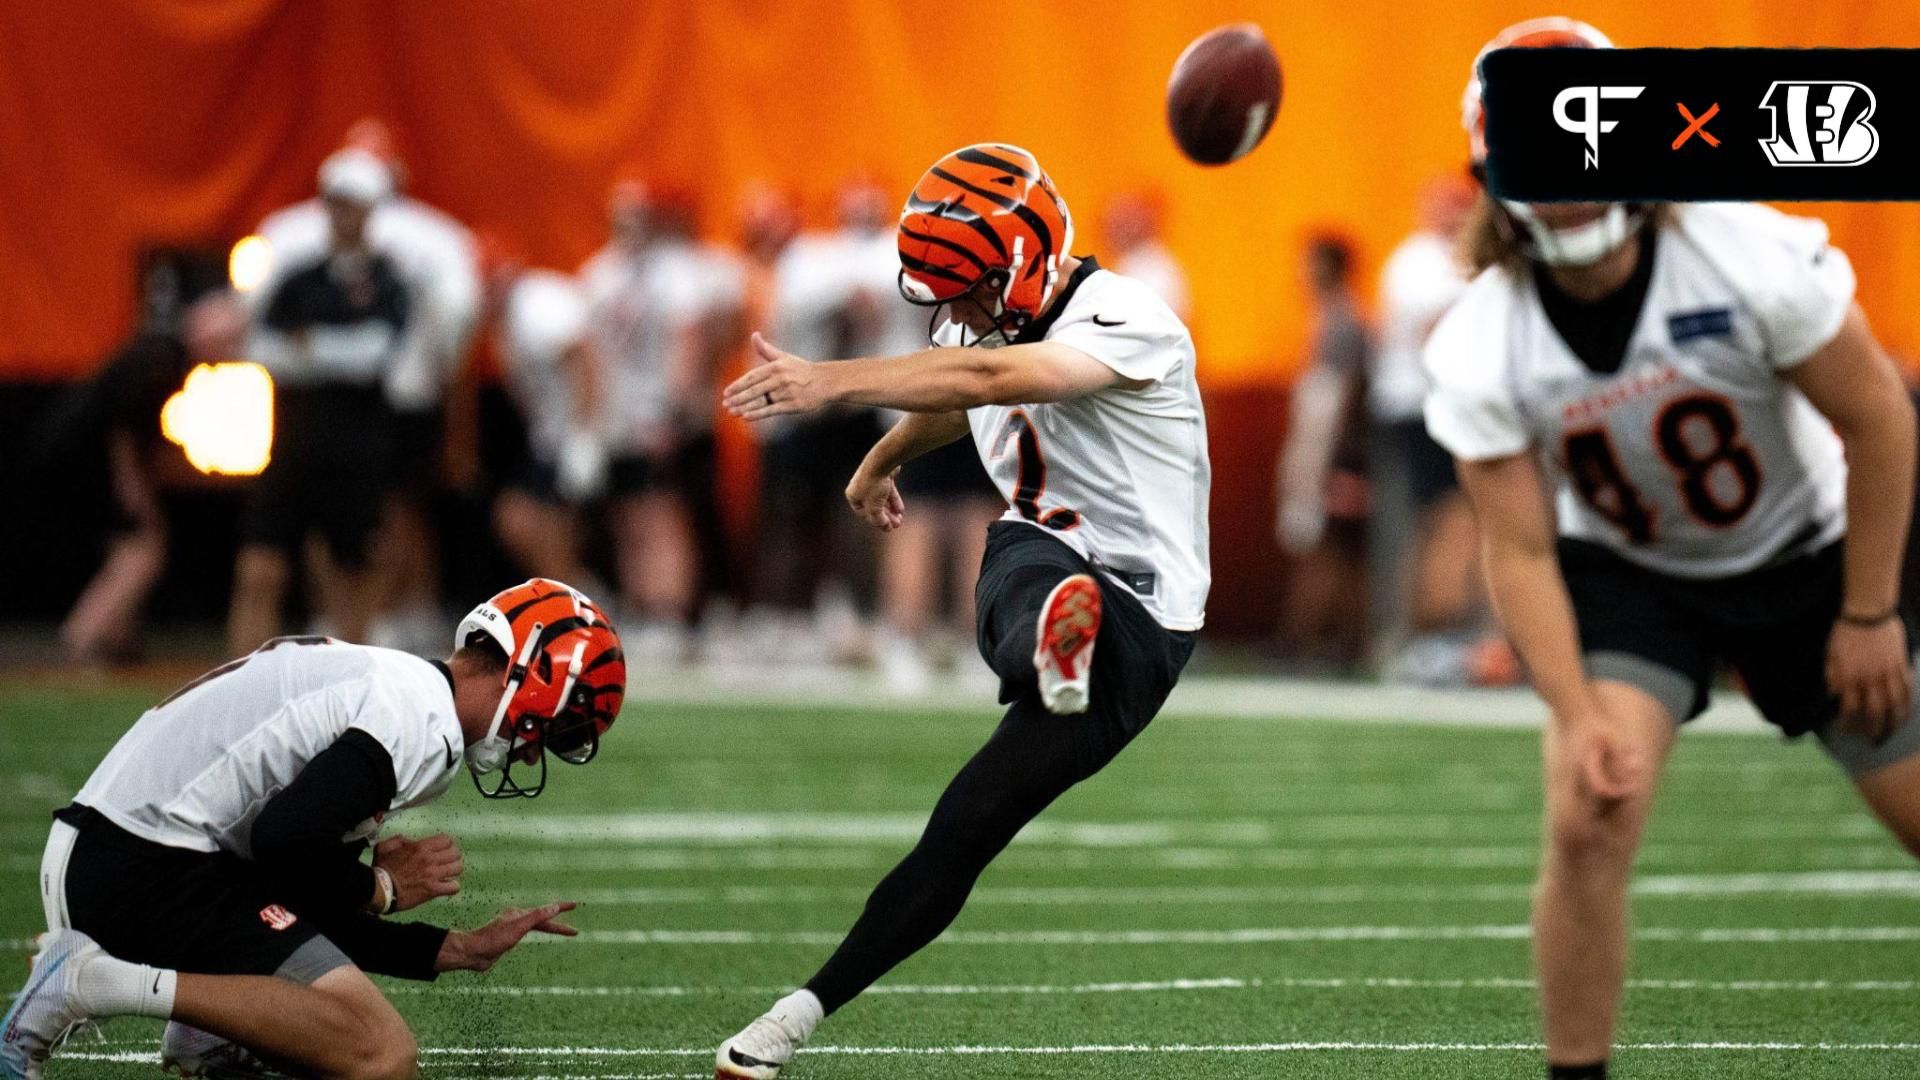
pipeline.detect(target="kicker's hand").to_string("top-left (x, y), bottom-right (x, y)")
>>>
top-left (846, 467), bottom-right (906, 531)
top-left (373, 833), bottom-right (464, 912)
top-left (436, 902), bottom-right (579, 974)
top-left (724, 333), bottom-right (832, 421)
top-left (1562, 709), bottom-right (1649, 805)
top-left (1827, 616), bottom-right (1913, 745)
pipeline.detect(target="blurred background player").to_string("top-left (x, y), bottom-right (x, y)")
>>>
top-left (483, 240), bottom-right (609, 590)
top-left (583, 179), bottom-right (739, 662)
top-left (47, 290), bottom-right (248, 665)
top-left (1101, 192), bottom-right (1190, 321)
top-left (745, 183), bottom-right (881, 666)
top-left (228, 151), bottom-right (409, 656)
top-left (250, 122), bottom-right (480, 655)
top-left (1274, 232), bottom-right (1372, 669)
top-left (1369, 175), bottom-right (1501, 683)
top-left (711, 143), bottom-right (1210, 1079)
top-left (0, 579), bottom-right (621, 1080)
top-left (1430, 18), bottom-right (1920, 1080)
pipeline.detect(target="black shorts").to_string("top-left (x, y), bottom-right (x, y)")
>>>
top-left (897, 437), bottom-right (998, 501)
top-left (43, 805), bottom-right (348, 983)
top-left (241, 385), bottom-right (394, 570)
top-left (1560, 537), bottom-right (1920, 775)
top-left (1384, 417), bottom-right (1459, 508)
top-left (975, 522), bottom-right (1196, 755)
top-left (609, 431), bottom-right (716, 500)
top-left (388, 406), bottom-right (444, 497)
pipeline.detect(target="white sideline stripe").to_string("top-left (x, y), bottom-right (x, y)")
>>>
top-left (625, 667), bottom-right (1776, 733)
top-left (57, 1041), bottom-right (1920, 1065)
top-left (546, 871), bottom-right (1920, 906)
top-left (395, 975), bottom-right (1920, 998)
top-left (519, 925), bottom-right (1920, 947)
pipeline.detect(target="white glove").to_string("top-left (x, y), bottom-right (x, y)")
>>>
top-left (556, 432), bottom-right (608, 502)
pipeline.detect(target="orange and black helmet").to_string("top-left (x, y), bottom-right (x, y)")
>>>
top-left (456, 578), bottom-right (625, 798)
top-left (897, 144), bottom-right (1074, 342)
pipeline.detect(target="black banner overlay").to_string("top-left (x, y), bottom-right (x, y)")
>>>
top-left (1483, 48), bottom-right (1918, 201)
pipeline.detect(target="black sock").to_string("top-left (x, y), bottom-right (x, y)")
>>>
top-left (1548, 1063), bottom-right (1607, 1080)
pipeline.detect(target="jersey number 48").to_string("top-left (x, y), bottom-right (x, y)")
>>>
top-left (1563, 394), bottom-right (1761, 544)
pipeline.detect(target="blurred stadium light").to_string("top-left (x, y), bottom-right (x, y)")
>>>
top-left (160, 362), bottom-right (274, 476)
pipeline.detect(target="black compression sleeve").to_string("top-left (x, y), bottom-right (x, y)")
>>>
top-left (249, 729), bottom-right (398, 914)
top-left (302, 909), bottom-right (449, 982)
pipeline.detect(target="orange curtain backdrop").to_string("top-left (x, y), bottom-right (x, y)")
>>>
top-left (4, 0), bottom-right (1918, 381)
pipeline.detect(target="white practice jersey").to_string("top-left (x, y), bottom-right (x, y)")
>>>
top-left (942, 259), bottom-right (1212, 630)
top-left (73, 639), bottom-right (464, 857)
top-left (502, 269), bottom-right (591, 460)
top-left (1424, 203), bottom-right (1854, 579)
top-left (581, 240), bottom-right (742, 448)
top-left (1370, 230), bottom-right (1469, 423)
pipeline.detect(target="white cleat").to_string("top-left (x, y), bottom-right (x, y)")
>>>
top-left (0, 930), bottom-right (104, 1080)
top-left (714, 1011), bottom-right (806, 1079)
top-left (161, 1021), bottom-right (290, 1078)
top-left (1034, 574), bottom-right (1102, 715)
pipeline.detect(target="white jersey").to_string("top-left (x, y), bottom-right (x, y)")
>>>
top-left (501, 269), bottom-right (591, 459)
top-left (943, 260), bottom-right (1211, 630)
top-left (73, 640), bottom-right (464, 857)
top-left (1423, 203), bottom-right (1854, 579)
top-left (1370, 231), bottom-right (1468, 422)
top-left (581, 239), bottom-right (741, 448)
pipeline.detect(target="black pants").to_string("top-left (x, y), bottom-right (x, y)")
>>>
top-left (804, 523), bottom-right (1194, 1012)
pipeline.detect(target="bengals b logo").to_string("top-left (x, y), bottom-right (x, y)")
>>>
top-left (1758, 81), bottom-right (1879, 166)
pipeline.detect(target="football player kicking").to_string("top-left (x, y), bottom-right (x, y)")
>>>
top-left (707, 143), bottom-right (1211, 1078)
top-left (0, 578), bottom-right (625, 1080)
top-left (1431, 19), bottom-right (1920, 1080)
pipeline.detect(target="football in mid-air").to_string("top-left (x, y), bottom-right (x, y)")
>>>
top-left (1165, 23), bottom-right (1282, 166)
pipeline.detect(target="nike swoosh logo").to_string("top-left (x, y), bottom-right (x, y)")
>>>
top-left (729, 1048), bottom-right (780, 1068)
top-left (152, 971), bottom-right (163, 995)
top-left (1090, 315), bottom-right (1126, 327)
top-left (442, 737), bottom-right (457, 770)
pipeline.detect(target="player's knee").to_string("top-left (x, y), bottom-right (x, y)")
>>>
top-left (342, 1024), bottom-right (417, 1080)
top-left (1543, 801), bottom-right (1643, 870)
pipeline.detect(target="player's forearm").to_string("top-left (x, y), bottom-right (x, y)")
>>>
top-left (1481, 541), bottom-right (1596, 723)
top-left (307, 909), bottom-right (450, 982)
top-left (819, 348), bottom-right (1005, 412)
top-left (858, 411), bottom-right (971, 479)
top-left (1837, 394), bottom-right (1917, 617)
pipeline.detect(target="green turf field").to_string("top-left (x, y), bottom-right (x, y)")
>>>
top-left (5, 683), bottom-right (1919, 1078)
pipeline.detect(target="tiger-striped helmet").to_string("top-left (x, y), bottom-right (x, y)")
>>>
top-left (897, 144), bottom-right (1074, 344)
top-left (455, 578), bottom-right (625, 798)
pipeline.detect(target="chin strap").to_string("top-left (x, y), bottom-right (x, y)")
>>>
top-left (1503, 202), bottom-right (1640, 266)
top-left (467, 621), bottom-right (545, 789)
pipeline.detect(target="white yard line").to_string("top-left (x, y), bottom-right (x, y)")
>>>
top-left (57, 1041), bottom-right (1920, 1066)
top-left (438, 809), bottom-right (1889, 847)
top-left (395, 974), bottom-right (1920, 998)
top-left (514, 925), bottom-right (1920, 947)
top-left (543, 871), bottom-right (1920, 906)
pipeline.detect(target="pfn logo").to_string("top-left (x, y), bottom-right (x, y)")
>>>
top-left (1758, 81), bottom-right (1879, 166)
top-left (1554, 85), bottom-right (1645, 169)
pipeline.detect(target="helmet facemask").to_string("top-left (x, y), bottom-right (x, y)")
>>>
top-left (1497, 201), bottom-right (1644, 267)
top-left (465, 622), bottom-right (613, 800)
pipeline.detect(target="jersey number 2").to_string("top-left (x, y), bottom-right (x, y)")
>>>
top-left (1563, 394), bottom-right (1760, 544)
top-left (994, 412), bottom-right (1080, 531)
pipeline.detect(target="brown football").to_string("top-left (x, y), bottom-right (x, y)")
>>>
top-left (1165, 23), bottom-right (1282, 166)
